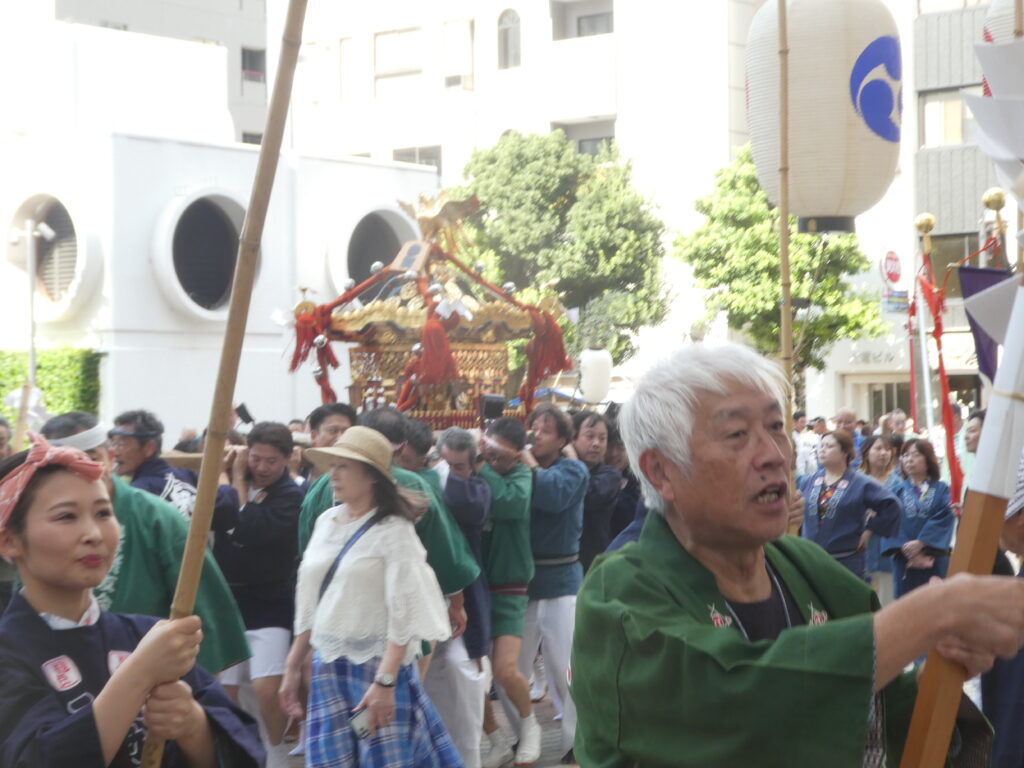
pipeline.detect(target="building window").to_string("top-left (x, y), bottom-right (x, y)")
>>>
top-left (393, 146), bottom-right (442, 175)
top-left (444, 19), bottom-right (475, 89)
top-left (242, 132), bottom-right (263, 145)
top-left (242, 48), bottom-right (266, 83)
top-left (919, 87), bottom-right (980, 148)
top-left (36, 202), bottom-right (77, 303)
top-left (374, 28), bottom-right (424, 98)
top-left (927, 233), bottom-right (979, 298)
top-left (577, 137), bottom-right (612, 156)
top-left (578, 12), bottom-right (613, 37)
top-left (918, 0), bottom-right (987, 13)
top-left (498, 10), bottom-right (521, 69)
top-left (173, 198), bottom-right (239, 310)
top-left (868, 382), bottom-right (912, 426)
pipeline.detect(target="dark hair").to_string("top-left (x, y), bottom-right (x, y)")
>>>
top-left (288, 419), bottom-right (305, 428)
top-left (0, 451), bottom-right (66, 535)
top-left (487, 417), bottom-right (527, 451)
top-left (527, 403), bottom-right (572, 443)
top-left (404, 418), bottom-right (435, 457)
top-left (793, 410), bottom-right (806, 421)
top-left (824, 430), bottom-right (855, 466)
top-left (359, 407), bottom-right (407, 445)
top-left (968, 409), bottom-right (986, 425)
top-left (438, 427), bottom-right (477, 464)
top-left (860, 433), bottom-right (899, 476)
top-left (42, 411), bottom-right (98, 440)
top-left (307, 403), bottom-right (358, 433)
top-left (572, 410), bottom-right (608, 438)
top-left (246, 421), bottom-right (293, 457)
top-left (366, 463), bottom-right (427, 522)
top-left (606, 419), bottom-right (623, 448)
top-left (114, 409), bottom-right (165, 454)
top-left (901, 438), bottom-right (941, 482)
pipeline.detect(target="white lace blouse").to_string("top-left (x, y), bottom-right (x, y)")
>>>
top-left (295, 505), bottom-right (452, 665)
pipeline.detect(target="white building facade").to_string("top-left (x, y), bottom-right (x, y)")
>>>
top-left (0, 10), bottom-right (436, 438)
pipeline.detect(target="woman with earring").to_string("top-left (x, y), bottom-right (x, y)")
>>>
top-left (279, 426), bottom-right (461, 768)
top-left (799, 430), bottom-right (902, 579)
top-left (0, 436), bottom-right (263, 767)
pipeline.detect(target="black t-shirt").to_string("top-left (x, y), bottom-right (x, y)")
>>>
top-left (725, 567), bottom-right (805, 642)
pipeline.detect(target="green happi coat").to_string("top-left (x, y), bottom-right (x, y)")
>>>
top-left (96, 475), bottom-right (250, 674)
top-left (572, 512), bottom-right (919, 768)
top-left (478, 463), bottom-right (534, 588)
top-left (297, 466), bottom-right (479, 595)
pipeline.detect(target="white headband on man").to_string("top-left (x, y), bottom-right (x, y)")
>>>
top-left (48, 423), bottom-right (109, 452)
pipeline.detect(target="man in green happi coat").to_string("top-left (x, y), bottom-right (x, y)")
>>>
top-left (42, 412), bottom-right (250, 674)
top-left (572, 343), bottom-right (1024, 768)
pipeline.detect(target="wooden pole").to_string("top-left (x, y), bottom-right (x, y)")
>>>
top-left (1017, 0), bottom-right (1023, 272)
top-left (899, 490), bottom-right (1009, 767)
top-left (777, 0), bottom-right (798, 533)
top-left (139, 0), bottom-right (309, 764)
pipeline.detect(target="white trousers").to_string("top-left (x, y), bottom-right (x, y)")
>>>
top-left (423, 635), bottom-right (491, 768)
top-left (501, 595), bottom-right (577, 753)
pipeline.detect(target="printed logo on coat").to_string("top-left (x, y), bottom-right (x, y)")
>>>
top-left (808, 603), bottom-right (830, 626)
top-left (708, 604), bottom-right (733, 628)
top-left (42, 655), bottom-right (82, 691)
top-left (813, 476), bottom-right (824, 487)
top-left (252, 490), bottom-right (268, 505)
top-left (108, 650), bottom-right (131, 675)
top-left (838, 480), bottom-right (849, 490)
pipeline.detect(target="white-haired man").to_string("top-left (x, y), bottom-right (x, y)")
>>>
top-left (572, 342), bottom-right (1024, 767)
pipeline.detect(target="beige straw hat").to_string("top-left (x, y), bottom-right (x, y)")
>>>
top-left (304, 426), bottom-right (396, 483)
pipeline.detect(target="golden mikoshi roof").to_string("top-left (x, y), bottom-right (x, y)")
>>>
top-left (326, 194), bottom-right (561, 346)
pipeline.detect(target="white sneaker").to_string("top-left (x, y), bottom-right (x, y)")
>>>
top-left (482, 732), bottom-right (514, 768)
top-left (515, 714), bottom-right (542, 766)
top-left (265, 741), bottom-right (291, 768)
top-left (530, 657), bottom-right (546, 702)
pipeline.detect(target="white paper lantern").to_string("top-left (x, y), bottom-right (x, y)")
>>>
top-left (746, 0), bottom-right (902, 232)
top-left (982, 0), bottom-right (1021, 44)
top-left (578, 347), bottom-right (613, 405)
top-left (974, 1), bottom-right (1024, 200)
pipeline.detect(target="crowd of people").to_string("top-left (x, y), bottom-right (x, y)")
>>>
top-left (0, 395), bottom-right (640, 768)
top-left (2, 344), bottom-right (1024, 767)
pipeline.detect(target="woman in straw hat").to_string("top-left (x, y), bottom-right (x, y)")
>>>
top-left (280, 426), bottom-right (462, 767)
top-left (0, 435), bottom-right (263, 766)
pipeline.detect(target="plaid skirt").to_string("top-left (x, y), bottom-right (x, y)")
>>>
top-left (307, 651), bottom-right (465, 768)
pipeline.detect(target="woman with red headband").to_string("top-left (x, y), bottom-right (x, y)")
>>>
top-left (0, 435), bottom-right (264, 767)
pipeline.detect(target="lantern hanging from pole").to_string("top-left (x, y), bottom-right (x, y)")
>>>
top-left (745, 0), bottom-right (903, 233)
top-left (578, 347), bottom-right (613, 405)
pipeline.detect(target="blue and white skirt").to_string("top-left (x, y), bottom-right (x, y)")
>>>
top-left (307, 651), bottom-right (464, 768)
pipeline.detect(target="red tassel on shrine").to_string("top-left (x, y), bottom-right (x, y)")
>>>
top-left (418, 316), bottom-right (459, 385)
top-left (519, 310), bottom-right (572, 413)
top-left (290, 312), bottom-right (318, 371)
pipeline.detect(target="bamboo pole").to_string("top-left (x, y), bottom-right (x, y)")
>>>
top-left (139, 0), bottom-right (309, 764)
top-left (777, 0), bottom-right (798, 533)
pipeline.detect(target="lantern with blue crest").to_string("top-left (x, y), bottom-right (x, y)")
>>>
top-left (745, 0), bottom-right (903, 233)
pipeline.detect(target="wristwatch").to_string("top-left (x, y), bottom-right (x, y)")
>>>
top-left (373, 672), bottom-right (397, 688)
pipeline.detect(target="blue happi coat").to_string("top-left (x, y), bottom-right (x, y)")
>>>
top-left (799, 467), bottom-right (901, 578)
top-left (0, 591), bottom-right (264, 767)
top-left (881, 478), bottom-right (955, 597)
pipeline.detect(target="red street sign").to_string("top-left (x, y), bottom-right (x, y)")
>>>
top-left (882, 251), bottom-right (901, 285)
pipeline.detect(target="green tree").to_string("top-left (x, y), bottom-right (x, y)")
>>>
top-left (674, 145), bottom-right (886, 377)
top-left (457, 130), bottom-right (668, 363)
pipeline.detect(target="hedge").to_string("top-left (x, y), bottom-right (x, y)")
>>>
top-left (0, 348), bottom-right (102, 424)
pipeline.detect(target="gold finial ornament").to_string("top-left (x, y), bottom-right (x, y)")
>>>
top-left (915, 213), bottom-right (937, 255)
top-left (982, 187), bottom-right (1007, 211)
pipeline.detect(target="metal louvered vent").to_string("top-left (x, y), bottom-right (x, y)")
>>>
top-left (37, 203), bottom-right (77, 303)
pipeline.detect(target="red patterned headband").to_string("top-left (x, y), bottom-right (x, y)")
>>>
top-left (0, 434), bottom-right (104, 532)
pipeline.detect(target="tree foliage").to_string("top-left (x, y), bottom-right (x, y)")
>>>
top-left (674, 145), bottom-right (886, 372)
top-left (456, 130), bottom-right (669, 363)
top-left (0, 348), bottom-right (102, 423)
